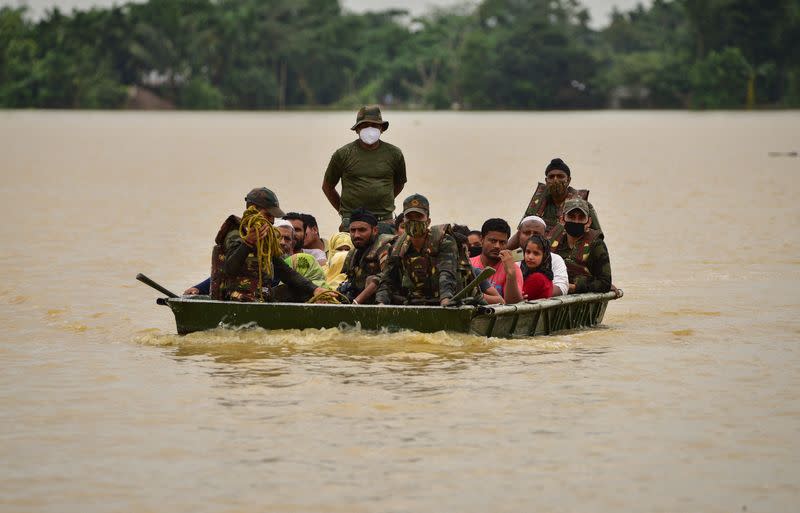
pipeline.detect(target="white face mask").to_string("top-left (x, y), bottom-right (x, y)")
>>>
top-left (359, 127), bottom-right (381, 145)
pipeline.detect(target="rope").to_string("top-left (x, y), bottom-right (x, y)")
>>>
top-left (239, 206), bottom-right (282, 301)
top-left (307, 290), bottom-right (351, 304)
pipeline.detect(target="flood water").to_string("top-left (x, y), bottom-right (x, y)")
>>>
top-left (1, 110), bottom-right (799, 512)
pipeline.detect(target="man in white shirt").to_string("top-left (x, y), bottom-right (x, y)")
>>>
top-left (516, 216), bottom-right (568, 297)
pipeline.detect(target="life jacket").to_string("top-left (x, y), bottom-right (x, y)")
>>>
top-left (210, 214), bottom-right (272, 302)
top-left (555, 228), bottom-right (602, 282)
top-left (342, 233), bottom-right (395, 292)
top-left (525, 183), bottom-right (590, 227)
top-left (388, 224), bottom-right (467, 301)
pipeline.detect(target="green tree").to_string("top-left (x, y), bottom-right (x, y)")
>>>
top-left (690, 46), bottom-right (751, 108)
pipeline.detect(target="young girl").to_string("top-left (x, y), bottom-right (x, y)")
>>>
top-left (520, 234), bottom-right (554, 300)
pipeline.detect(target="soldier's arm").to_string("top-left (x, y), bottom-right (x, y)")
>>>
top-left (374, 258), bottom-right (398, 305)
top-left (437, 235), bottom-right (460, 300)
top-left (272, 256), bottom-right (318, 299)
top-left (354, 246), bottom-right (389, 304)
top-left (322, 151), bottom-right (343, 211)
top-left (393, 150), bottom-right (407, 197)
top-left (223, 231), bottom-right (252, 275)
top-left (574, 240), bottom-right (612, 293)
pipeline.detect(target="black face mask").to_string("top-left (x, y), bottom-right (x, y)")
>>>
top-left (468, 246), bottom-right (482, 258)
top-left (564, 221), bottom-right (586, 237)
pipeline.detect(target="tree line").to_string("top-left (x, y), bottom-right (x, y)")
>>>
top-left (1, 0), bottom-right (798, 110)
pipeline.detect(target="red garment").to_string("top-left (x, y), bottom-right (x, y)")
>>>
top-left (522, 272), bottom-right (553, 300)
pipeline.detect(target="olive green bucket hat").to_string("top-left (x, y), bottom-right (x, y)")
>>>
top-left (350, 105), bottom-right (389, 132)
top-left (245, 187), bottom-right (285, 217)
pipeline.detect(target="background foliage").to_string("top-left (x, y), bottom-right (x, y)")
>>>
top-left (1, 0), bottom-right (798, 109)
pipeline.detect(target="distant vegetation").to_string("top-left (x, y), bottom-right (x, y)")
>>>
top-left (1, 0), bottom-right (798, 110)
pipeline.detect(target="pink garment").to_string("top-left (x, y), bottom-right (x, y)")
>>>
top-left (522, 272), bottom-right (553, 300)
top-left (470, 255), bottom-right (523, 300)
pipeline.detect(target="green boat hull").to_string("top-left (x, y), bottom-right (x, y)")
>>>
top-left (158, 290), bottom-right (622, 338)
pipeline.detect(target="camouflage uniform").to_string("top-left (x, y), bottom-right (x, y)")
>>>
top-left (523, 183), bottom-right (602, 236)
top-left (339, 233), bottom-right (395, 302)
top-left (210, 188), bottom-right (317, 302)
top-left (552, 198), bottom-right (612, 294)
top-left (375, 194), bottom-right (462, 305)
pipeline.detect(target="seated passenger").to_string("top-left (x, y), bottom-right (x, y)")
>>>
top-left (211, 188), bottom-right (327, 302)
top-left (324, 232), bottom-right (353, 289)
top-left (274, 220), bottom-right (330, 290)
top-left (283, 212), bottom-right (327, 266)
top-left (469, 218), bottom-right (524, 304)
top-left (339, 208), bottom-right (395, 304)
top-left (300, 213), bottom-right (328, 266)
top-left (375, 194), bottom-right (465, 306)
top-left (552, 198), bottom-right (612, 294)
top-left (451, 224), bottom-right (502, 304)
top-left (467, 230), bottom-right (482, 257)
top-left (520, 234), bottom-right (553, 300)
top-left (516, 215), bottom-right (568, 297)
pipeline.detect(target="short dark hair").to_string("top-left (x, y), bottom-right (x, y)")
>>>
top-left (394, 215), bottom-right (404, 229)
top-left (480, 218), bottom-right (511, 238)
top-left (283, 212), bottom-right (305, 230)
top-left (468, 230), bottom-right (481, 238)
top-left (300, 213), bottom-right (317, 229)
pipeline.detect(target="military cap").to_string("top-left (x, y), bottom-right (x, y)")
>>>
top-left (563, 198), bottom-right (590, 217)
top-left (351, 105), bottom-right (389, 132)
top-left (402, 193), bottom-right (430, 217)
top-left (245, 187), bottom-right (285, 217)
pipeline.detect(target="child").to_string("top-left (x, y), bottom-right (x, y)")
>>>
top-left (520, 234), bottom-right (554, 300)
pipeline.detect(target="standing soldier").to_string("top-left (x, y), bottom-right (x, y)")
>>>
top-left (509, 157), bottom-right (601, 248)
top-left (338, 208), bottom-right (395, 305)
top-left (322, 105), bottom-right (407, 235)
top-left (375, 194), bottom-right (464, 306)
top-left (552, 198), bottom-right (612, 294)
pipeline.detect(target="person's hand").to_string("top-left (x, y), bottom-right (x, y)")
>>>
top-left (568, 283), bottom-right (576, 294)
top-left (499, 249), bottom-right (515, 272)
top-left (183, 287), bottom-right (200, 296)
top-left (312, 287), bottom-right (327, 297)
top-left (440, 297), bottom-right (451, 307)
top-left (244, 223), bottom-right (271, 246)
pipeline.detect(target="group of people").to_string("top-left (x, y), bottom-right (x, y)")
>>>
top-left (184, 105), bottom-right (614, 306)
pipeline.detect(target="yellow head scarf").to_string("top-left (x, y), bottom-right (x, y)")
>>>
top-left (326, 232), bottom-right (353, 262)
top-left (324, 232), bottom-right (353, 288)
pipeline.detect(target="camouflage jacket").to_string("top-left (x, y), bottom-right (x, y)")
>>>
top-left (523, 183), bottom-right (602, 235)
top-left (210, 215), bottom-right (316, 302)
top-left (552, 228), bottom-right (612, 294)
top-left (341, 233), bottom-right (395, 294)
top-left (375, 225), bottom-right (461, 305)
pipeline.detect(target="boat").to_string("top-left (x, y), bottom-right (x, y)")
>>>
top-left (151, 289), bottom-right (623, 338)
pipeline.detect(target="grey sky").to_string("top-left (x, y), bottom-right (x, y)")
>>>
top-left (5, 0), bottom-right (650, 28)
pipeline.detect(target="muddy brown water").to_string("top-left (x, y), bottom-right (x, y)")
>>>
top-left (1, 110), bottom-right (798, 512)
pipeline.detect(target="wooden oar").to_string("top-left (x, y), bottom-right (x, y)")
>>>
top-left (449, 266), bottom-right (496, 304)
top-left (136, 273), bottom-right (179, 298)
